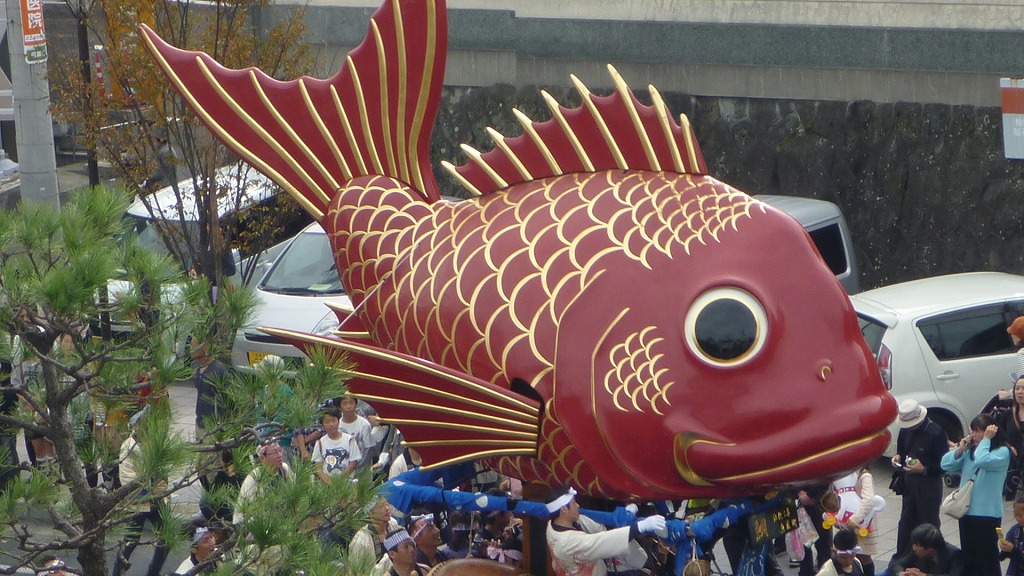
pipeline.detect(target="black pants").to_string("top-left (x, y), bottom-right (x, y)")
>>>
top-left (959, 515), bottom-right (1000, 576)
top-left (894, 475), bottom-right (943, 560)
top-left (112, 506), bottom-right (169, 576)
top-left (798, 505), bottom-right (833, 576)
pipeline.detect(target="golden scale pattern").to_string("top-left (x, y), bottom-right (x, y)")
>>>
top-left (327, 171), bottom-right (763, 402)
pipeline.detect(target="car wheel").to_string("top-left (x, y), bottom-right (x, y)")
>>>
top-left (929, 410), bottom-right (962, 445)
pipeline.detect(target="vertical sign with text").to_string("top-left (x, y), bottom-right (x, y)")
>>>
top-left (19, 0), bottom-right (46, 64)
top-left (1002, 78), bottom-right (1024, 160)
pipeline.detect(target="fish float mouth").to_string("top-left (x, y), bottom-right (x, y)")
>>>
top-left (674, 429), bottom-right (890, 487)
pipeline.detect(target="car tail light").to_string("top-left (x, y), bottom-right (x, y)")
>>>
top-left (877, 343), bottom-right (892, 390)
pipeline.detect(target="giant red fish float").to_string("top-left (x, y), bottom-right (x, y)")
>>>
top-left (139, 0), bottom-right (897, 500)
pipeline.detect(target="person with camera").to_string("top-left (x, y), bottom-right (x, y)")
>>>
top-left (941, 414), bottom-right (1010, 576)
top-left (890, 399), bottom-right (948, 563)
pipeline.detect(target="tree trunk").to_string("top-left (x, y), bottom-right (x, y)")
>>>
top-left (77, 537), bottom-right (109, 576)
top-left (41, 361), bottom-right (112, 575)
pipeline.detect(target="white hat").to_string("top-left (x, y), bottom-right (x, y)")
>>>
top-left (897, 399), bottom-right (927, 429)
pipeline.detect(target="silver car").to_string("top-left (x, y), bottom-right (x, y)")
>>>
top-left (230, 223), bottom-right (351, 367)
top-left (852, 272), bottom-right (1024, 454)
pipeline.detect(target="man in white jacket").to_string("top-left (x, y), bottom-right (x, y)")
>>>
top-left (233, 440), bottom-right (292, 525)
top-left (545, 486), bottom-right (665, 576)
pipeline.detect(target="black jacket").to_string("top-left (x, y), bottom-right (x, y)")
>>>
top-left (889, 544), bottom-right (963, 576)
top-left (896, 419), bottom-right (949, 478)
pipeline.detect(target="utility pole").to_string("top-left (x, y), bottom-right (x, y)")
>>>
top-left (74, 0), bottom-right (98, 187)
top-left (5, 0), bottom-right (59, 207)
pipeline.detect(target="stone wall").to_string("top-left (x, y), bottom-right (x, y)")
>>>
top-left (429, 85), bottom-right (1024, 291)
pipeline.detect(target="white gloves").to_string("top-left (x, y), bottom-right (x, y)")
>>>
top-left (636, 515), bottom-right (666, 536)
top-left (625, 503), bottom-right (639, 516)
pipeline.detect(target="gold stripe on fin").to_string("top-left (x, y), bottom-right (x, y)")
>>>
top-left (650, 85), bottom-right (684, 173)
top-left (486, 127), bottom-right (532, 181)
top-left (442, 161), bottom-right (483, 196)
top-left (572, 74), bottom-right (627, 170)
top-left (541, 90), bottom-right (594, 172)
top-left (608, 64), bottom-right (660, 171)
top-left (513, 108), bottom-right (562, 175)
top-left (461, 143), bottom-right (509, 189)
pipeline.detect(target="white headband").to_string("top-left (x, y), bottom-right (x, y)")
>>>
top-left (192, 527), bottom-right (210, 545)
top-left (384, 529), bottom-right (412, 551)
top-left (546, 487), bottom-right (577, 513)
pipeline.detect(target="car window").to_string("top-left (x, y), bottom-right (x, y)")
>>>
top-left (917, 305), bottom-right (1015, 361)
top-left (857, 315), bottom-right (886, 356)
top-left (260, 231), bottom-right (344, 295)
top-left (126, 214), bottom-right (200, 267)
top-left (807, 223), bottom-right (849, 276)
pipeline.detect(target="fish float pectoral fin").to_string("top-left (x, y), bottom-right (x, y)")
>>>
top-left (260, 327), bottom-right (541, 468)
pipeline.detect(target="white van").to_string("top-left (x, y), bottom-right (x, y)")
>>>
top-left (124, 163), bottom-right (311, 282)
top-left (100, 164), bottom-right (311, 340)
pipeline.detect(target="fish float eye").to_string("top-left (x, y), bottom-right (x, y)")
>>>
top-left (684, 287), bottom-right (767, 367)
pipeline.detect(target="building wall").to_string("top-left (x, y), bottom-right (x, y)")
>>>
top-left (275, 1), bottom-right (1024, 106)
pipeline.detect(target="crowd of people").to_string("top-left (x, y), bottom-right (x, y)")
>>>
top-left (15, 311), bottom-right (1024, 576)
top-left (880, 313), bottom-right (1024, 576)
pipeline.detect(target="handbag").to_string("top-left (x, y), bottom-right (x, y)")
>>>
top-left (889, 469), bottom-right (905, 495)
top-left (940, 474), bottom-right (976, 519)
top-left (682, 539), bottom-right (710, 576)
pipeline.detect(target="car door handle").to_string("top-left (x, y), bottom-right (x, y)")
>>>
top-left (935, 373), bottom-right (960, 381)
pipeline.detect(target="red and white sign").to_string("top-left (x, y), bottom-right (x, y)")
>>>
top-left (1001, 78), bottom-right (1024, 160)
top-left (20, 0), bottom-right (46, 64)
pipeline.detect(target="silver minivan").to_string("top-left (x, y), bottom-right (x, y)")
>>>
top-left (757, 195), bottom-right (860, 294)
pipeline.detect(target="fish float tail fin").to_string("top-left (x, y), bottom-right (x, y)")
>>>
top-left (137, 0), bottom-right (447, 219)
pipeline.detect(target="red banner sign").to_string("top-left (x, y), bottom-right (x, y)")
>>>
top-left (20, 0), bottom-right (47, 64)
top-left (1002, 78), bottom-right (1024, 160)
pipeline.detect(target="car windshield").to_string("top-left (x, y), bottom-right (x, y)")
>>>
top-left (260, 231), bottom-right (344, 295)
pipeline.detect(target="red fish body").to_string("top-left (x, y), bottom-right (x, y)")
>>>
top-left (139, 0), bottom-right (897, 499)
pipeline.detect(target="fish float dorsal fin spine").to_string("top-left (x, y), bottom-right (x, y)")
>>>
top-left (444, 65), bottom-right (709, 197)
top-left (136, 0), bottom-right (447, 219)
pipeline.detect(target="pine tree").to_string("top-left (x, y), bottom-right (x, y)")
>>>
top-left (0, 187), bottom-right (374, 575)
